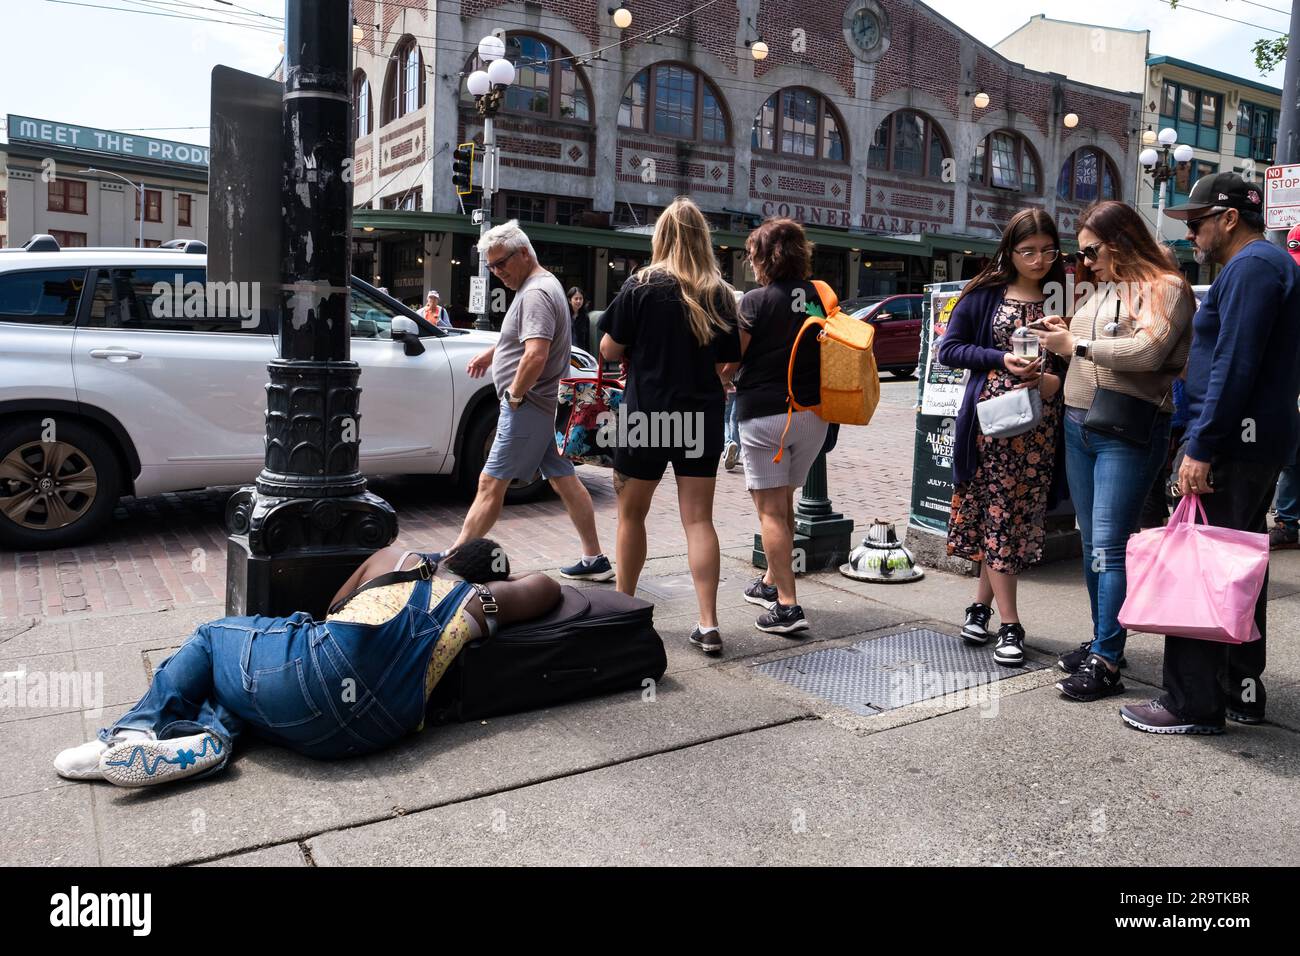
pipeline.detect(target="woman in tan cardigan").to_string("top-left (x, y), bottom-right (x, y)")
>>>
top-left (1035, 200), bottom-right (1195, 703)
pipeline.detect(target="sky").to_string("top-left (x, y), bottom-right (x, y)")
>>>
top-left (0, 0), bottom-right (1290, 149)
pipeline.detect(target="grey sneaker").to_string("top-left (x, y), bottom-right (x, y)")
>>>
top-left (743, 576), bottom-right (778, 610)
top-left (689, 626), bottom-right (722, 654)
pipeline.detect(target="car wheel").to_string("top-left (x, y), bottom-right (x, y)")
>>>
top-left (889, 367), bottom-right (917, 379)
top-left (0, 418), bottom-right (123, 550)
top-left (457, 407), bottom-right (549, 504)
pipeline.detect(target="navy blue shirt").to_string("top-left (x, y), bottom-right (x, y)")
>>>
top-left (1184, 240), bottom-right (1300, 465)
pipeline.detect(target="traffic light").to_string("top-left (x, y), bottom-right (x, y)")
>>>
top-left (451, 142), bottom-right (475, 196)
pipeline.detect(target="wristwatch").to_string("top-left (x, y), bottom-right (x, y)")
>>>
top-left (505, 389), bottom-right (524, 409)
top-left (1074, 338), bottom-right (1091, 359)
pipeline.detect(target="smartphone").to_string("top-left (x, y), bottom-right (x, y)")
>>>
top-left (1024, 319), bottom-right (1056, 332)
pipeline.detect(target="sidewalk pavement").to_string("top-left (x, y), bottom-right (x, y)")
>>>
top-left (3, 542), bottom-right (1298, 867)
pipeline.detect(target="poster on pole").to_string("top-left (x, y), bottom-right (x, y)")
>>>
top-left (919, 282), bottom-right (968, 418)
top-left (469, 276), bottom-right (488, 314)
top-left (1265, 164), bottom-right (1300, 231)
top-left (908, 280), bottom-right (968, 536)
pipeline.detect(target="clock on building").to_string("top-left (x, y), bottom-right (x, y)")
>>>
top-left (843, 2), bottom-right (890, 62)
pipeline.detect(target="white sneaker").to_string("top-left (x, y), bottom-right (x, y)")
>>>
top-left (54, 739), bottom-right (112, 781)
top-left (723, 441), bottom-right (740, 472)
top-left (100, 731), bottom-right (226, 788)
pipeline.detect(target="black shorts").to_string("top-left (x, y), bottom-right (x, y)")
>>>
top-left (614, 443), bottom-right (721, 481)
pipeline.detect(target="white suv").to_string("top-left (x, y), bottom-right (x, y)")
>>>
top-left (0, 239), bottom-right (596, 549)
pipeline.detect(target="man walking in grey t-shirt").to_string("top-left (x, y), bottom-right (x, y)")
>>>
top-left (451, 221), bottom-right (612, 580)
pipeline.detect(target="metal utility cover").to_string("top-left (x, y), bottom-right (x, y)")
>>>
top-left (753, 627), bottom-right (1044, 716)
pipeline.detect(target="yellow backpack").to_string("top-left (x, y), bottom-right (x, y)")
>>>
top-left (775, 279), bottom-right (880, 462)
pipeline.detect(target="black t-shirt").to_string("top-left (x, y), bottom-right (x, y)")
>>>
top-left (599, 274), bottom-right (741, 431)
top-left (736, 280), bottom-right (822, 421)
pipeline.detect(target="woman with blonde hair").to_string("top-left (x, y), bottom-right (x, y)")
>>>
top-left (1034, 200), bottom-right (1195, 702)
top-left (598, 197), bottom-right (741, 654)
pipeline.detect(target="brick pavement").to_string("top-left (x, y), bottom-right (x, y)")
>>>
top-left (0, 383), bottom-right (920, 618)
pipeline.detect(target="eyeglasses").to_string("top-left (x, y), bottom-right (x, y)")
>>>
top-left (1187, 209), bottom-right (1228, 235)
top-left (1079, 244), bottom-right (1102, 263)
top-left (1012, 247), bottom-right (1059, 264)
top-left (487, 249), bottom-right (518, 272)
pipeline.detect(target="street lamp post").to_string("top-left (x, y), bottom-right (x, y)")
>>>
top-left (752, 430), bottom-right (854, 573)
top-left (224, 0), bottom-right (397, 618)
top-left (82, 167), bottom-right (144, 248)
top-left (1139, 128), bottom-right (1195, 243)
top-left (465, 35), bottom-right (515, 330)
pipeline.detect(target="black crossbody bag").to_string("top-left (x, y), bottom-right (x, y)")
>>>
top-left (1083, 296), bottom-right (1164, 446)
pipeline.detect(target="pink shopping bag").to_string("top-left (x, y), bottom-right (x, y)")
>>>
top-left (1118, 494), bottom-right (1267, 644)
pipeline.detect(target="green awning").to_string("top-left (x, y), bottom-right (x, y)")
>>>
top-left (353, 209), bottom-right (653, 252)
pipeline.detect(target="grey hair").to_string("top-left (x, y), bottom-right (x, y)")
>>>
top-left (477, 219), bottom-right (536, 260)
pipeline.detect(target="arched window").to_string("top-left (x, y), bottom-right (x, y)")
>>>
top-left (752, 87), bottom-right (847, 162)
top-left (383, 36), bottom-right (424, 125)
top-left (353, 71), bottom-right (372, 139)
top-left (867, 110), bottom-right (949, 178)
top-left (1057, 147), bottom-right (1121, 203)
top-left (969, 130), bottom-right (1040, 193)
top-left (618, 63), bottom-right (729, 144)
top-left (462, 33), bottom-right (592, 122)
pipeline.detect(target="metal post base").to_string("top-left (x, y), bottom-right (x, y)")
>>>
top-left (224, 487), bottom-right (398, 619)
top-left (752, 514), bottom-right (856, 574)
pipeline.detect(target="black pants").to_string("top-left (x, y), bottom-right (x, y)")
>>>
top-left (1160, 454), bottom-right (1281, 723)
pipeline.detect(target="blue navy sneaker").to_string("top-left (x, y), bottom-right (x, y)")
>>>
top-left (560, 555), bottom-right (615, 582)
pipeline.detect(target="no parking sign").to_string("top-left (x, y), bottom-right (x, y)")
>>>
top-left (1265, 164), bottom-right (1300, 231)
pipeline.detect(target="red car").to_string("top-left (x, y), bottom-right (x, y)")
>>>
top-left (841, 294), bottom-right (924, 378)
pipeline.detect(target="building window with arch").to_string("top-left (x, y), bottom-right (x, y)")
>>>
top-left (867, 110), bottom-right (948, 177)
top-left (618, 63), bottom-right (729, 144)
top-left (1056, 147), bottom-right (1120, 204)
top-left (970, 130), bottom-right (1040, 193)
top-left (752, 87), bottom-right (847, 162)
top-left (354, 71), bottom-right (372, 138)
top-left (463, 34), bottom-right (591, 122)
top-left (384, 36), bottom-right (424, 124)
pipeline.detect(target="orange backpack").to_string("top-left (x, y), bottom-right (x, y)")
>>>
top-left (774, 280), bottom-right (880, 462)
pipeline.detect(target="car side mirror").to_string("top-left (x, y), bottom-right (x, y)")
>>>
top-left (391, 315), bottom-right (425, 356)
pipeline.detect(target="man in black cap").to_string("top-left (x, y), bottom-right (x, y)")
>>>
top-left (1120, 172), bottom-right (1300, 736)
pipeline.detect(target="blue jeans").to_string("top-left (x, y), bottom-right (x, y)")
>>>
top-left (1064, 411), bottom-right (1172, 665)
top-left (1274, 446), bottom-right (1300, 529)
top-left (724, 391), bottom-right (739, 446)
top-left (101, 568), bottom-right (471, 776)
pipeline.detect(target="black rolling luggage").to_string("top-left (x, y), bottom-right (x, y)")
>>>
top-left (425, 585), bottom-right (667, 724)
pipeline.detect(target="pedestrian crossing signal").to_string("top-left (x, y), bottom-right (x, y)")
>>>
top-left (452, 143), bottom-right (475, 196)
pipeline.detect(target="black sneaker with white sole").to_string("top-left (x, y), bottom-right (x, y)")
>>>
top-left (1056, 655), bottom-right (1125, 702)
top-left (689, 626), bottom-right (722, 654)
top-left (960, 602), bottom-right (994, 645)
top-left (755, 602), bottom-right (809, 635)
top-left (1120, 700), bottom-right (1224, 735)
top-left (559, 555), bottom-right (615, 582)
top-left (1057, 640), bottom-right (1128, 673)
top-left (743, 576), bottom-right (778, 609)
top-left (992, 623), bottom-right (1025, 667)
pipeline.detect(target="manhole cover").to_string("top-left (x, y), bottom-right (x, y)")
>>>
top-left (753, 627), bottom-right (1044, 716)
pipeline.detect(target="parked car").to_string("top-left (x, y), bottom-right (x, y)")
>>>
top-left (841, 294), bottom-right (924, 378)
top-left (0, 237), bottom-right (597, 549)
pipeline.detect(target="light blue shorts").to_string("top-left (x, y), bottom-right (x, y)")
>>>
top-left (483, 399), bottom-right (576, 481)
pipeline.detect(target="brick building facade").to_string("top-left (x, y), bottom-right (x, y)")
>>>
top-left (349, 0), bottom-right (1140, 319)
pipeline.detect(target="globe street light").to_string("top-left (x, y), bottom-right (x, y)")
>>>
top-left (1141, 128), bottom-right (1195, 241)
top-left (464, 33), bottom-right (516, 329)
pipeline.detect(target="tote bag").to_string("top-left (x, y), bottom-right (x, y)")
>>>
top-left (1118, 494), bottom-right (1267, 644)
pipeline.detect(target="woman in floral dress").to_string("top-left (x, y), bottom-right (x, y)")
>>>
top-left (938, 209), bottom-right (1067, 667)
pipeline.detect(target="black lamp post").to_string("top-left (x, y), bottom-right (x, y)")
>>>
top-left (225, 0), bottom-right (397, 618)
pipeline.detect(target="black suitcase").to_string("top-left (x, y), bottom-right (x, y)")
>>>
top-left (425, 585), bottom-right (667, 724)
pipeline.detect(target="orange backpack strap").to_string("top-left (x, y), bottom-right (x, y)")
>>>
top-left (810, 279), bottom-right (839, 317)
top-left (775, 315), bottom-right (825, 463)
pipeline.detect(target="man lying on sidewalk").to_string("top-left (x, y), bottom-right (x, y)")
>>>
top-left (53, 540), bottom-right (559, 788)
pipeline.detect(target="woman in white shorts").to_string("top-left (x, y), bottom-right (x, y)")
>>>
top-left (734, 219), bottom-right (828, 635)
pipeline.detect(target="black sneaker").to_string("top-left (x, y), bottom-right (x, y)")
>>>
top-left (559, 555), bottom-right (615, 582)
top-left (1057, 641), bottom-right (1129, 673)
top-left (960, 602), bottom-right (994, 645)
top-left (992, 623), bottom-right (1025, 667)
top-left (1120, 700), bottom-right (1224, 735)
top-left (689, 626), bottom-right (722, 654)
top-left (1227, 707), bottom-right (1265, 725)
top-left (755, 602), bottom-right (809, 635)
top-left (1056, 655), bottom-right (1125, 702)
top-left (743, 576), bottom-right (778, 610)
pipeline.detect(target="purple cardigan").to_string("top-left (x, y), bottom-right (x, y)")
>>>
top-left (936, 285), bottom-right (1068, 504)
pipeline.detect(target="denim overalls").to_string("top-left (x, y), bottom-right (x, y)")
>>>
top-left (100, 555), bottom-right (471, 776)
